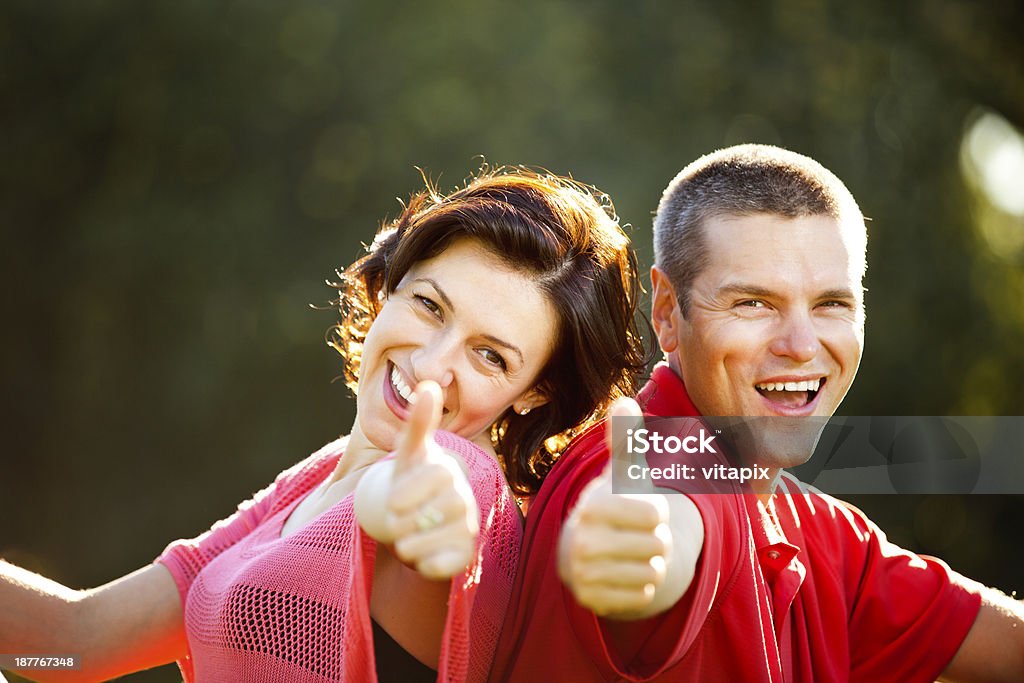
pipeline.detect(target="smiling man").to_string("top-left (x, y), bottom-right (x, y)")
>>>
top-left (492, 145), bottom-right (1024, 682)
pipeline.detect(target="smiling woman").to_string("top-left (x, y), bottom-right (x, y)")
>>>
top-left (333, 168), bottom-right (649, 495)
top-left (0, 167), bottom-right (649, 683)
top-left (354, 239), bottom-right (559, 459)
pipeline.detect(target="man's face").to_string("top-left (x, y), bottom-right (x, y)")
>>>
top-left (652, 211), bottom-right (865, 431)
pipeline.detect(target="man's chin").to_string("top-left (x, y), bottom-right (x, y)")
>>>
top-left (709, 415), bottom-right (827, 471)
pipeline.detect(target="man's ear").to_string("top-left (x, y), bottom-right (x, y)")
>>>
top-left (650, 266), bottom-right (682, 354)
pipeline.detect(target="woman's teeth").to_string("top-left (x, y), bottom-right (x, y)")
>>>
top-left (391, 366), bottom-right (413, 401)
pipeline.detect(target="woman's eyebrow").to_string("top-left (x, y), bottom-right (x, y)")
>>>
top-left (481, 334), bottom-right (524, 365)
top-left (413, 278), bottom-right (455, 310)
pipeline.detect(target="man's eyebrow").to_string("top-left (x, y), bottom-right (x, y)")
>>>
top-left (818, 288), bottom-right (857, 300)
top-left (413, 278), bottom-right (524, 364)
top-left (717, 284), bottom-right (858, 300)
top-left (717, 283), bottom-right (778, 299)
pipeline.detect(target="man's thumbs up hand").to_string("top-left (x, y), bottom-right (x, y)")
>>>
top-left (558, 398), bottom-right (672, 617)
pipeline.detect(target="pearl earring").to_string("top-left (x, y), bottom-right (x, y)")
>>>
top-left (518, 407), bottom-right (530, 416)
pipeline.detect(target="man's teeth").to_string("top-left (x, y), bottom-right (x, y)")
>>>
top-left (755, 379), bottom-right (821, 392)
top-left (391, 367), bottom-right (413, 401)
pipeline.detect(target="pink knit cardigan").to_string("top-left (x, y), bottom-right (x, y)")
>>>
top-left (157, 432), bottom-right (522, 682)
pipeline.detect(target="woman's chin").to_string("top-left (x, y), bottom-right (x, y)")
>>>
top-left (351, 411), bottom-right (400, 454)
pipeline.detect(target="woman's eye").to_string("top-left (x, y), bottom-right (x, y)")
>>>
top-left (479, 348), bottom-right (508, 370)
top-left (415, 295), bottom-right (442, 317)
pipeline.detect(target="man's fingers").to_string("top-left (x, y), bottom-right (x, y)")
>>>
top-left (579, 493), bottom-right (669, 530)
top-left (571, 526), bottom-right (668, 561)
top-left (393, 380), bottom-right (442, 475)
top-left (572, 584), bottom-right (655, 616)
top-left (571, 558), bottom-right (665, 588)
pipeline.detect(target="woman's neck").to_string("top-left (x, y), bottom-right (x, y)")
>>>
top-left (327, 418), bottom-right (389, 485)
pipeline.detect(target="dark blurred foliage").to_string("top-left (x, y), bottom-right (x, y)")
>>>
top-left (1, 1), bottom-right (1022, 680)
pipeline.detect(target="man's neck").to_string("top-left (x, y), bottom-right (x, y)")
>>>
top-left (663, 355), bottom-right (783, 500)
top-left (752, 470), bottom-right (783, 502)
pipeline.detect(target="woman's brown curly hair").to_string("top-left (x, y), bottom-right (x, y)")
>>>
top-left (328, 166), bottom-right (650, 496)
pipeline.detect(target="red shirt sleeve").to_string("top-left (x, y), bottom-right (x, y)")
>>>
top-left (840, 502), bottom-right (983, 683)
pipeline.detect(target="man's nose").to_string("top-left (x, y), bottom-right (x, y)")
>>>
top-left (410, 335), bottom-right (456, 388)
top-left (769, 311), bottom-right (821, 363)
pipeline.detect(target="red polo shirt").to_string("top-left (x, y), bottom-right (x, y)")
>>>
top-left (491, 364), bottom-right (982, 682)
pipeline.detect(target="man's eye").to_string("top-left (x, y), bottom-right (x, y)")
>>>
top-left (480, 348), bottom-right (508, 370)
top-left (416, 295), bottom-right (442, 317)
top-left (737, 300), bottom-right (767, 308)
top-left (819, 300), bottom-right (852, 309)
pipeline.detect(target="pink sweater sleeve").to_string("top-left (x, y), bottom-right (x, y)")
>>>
top-left (157, 481), bottom-right (279, 606)
top-left (155, 439), bottom-right (345, 606)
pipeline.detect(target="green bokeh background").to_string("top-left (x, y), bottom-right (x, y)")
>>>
top-left (2, 1), bottom-right (1022, 680)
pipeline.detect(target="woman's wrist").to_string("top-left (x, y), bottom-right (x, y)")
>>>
top-left (353, 459), bottom-right (398, 543)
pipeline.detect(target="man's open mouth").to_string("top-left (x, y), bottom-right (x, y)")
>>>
top-left (754, 378), bottom-right (824, 409)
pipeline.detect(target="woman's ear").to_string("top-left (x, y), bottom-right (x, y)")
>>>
top-left (513, 386), bottom-right (550, 416)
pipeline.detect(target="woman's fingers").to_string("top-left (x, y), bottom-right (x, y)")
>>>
top-left (393, 520), bottom-right (477, 580)
top-left (380, 381), bottom-right (480, 580)
top-left (388, 458), bottom-right (457, 514)
top-left (388, 489), bottom-right (476, 540)
top-left (417, 548), bottom-right (477, 581)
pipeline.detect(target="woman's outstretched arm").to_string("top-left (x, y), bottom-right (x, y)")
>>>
top-left (1, 560), bottom-right (186, 682)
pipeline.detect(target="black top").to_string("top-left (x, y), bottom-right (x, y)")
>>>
top-left (372, 618), bottom-right (437, 682)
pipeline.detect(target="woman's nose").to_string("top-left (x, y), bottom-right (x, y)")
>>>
top-left (410, 337), bottom-right (456, 388)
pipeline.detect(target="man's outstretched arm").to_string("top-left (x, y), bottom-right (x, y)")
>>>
top-left (939, 586), bottom-right (1024, 683)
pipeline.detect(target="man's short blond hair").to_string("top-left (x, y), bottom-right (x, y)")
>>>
top-left (654, 144), bottom-right (866, 315)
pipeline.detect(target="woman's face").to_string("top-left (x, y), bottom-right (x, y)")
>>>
top-left (355, 238), bottom-right (558, 453)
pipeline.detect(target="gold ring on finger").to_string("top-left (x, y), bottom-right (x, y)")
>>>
top-left (415, 505), bottom-right (444, 532)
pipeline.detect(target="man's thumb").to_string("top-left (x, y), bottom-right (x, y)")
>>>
top-left (604, 396), bottom-right (652, 493)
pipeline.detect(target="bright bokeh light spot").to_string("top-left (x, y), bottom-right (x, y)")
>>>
top-left (961, 110), bottom-right (1024, 217)
top-left (960, 109), bottom-right (1024, 261)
